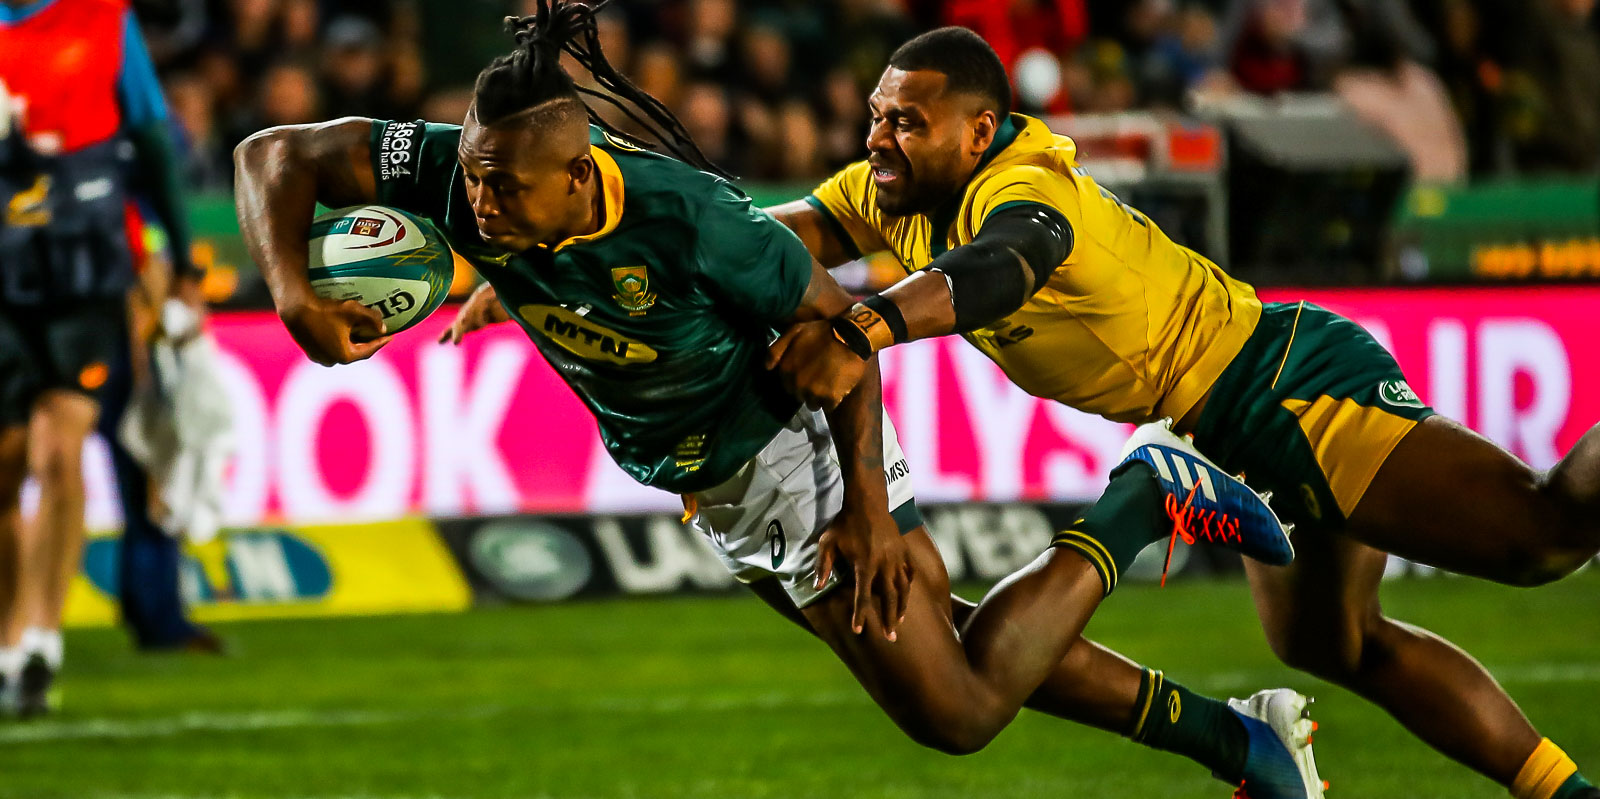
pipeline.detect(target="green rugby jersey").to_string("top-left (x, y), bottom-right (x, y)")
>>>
top-left (369, 120), bottom-right (811, 493)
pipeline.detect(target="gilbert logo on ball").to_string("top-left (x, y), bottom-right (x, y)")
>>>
top-left (306, 205), bottom-right (455, 335)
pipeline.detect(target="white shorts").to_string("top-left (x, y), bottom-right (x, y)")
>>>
top-left (684, 407), bottom-right (921, 608)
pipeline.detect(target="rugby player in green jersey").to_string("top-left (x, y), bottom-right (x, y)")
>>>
top-left (235, 3), bottom-right (1325, 795)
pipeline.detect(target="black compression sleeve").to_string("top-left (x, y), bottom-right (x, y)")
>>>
top-left (929, 203), bottom-right (1073, 333)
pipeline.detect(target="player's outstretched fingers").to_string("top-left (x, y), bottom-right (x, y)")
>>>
top-left (893, 561), bottom-right (913, 630)
top-left (815, 538), bottom-right (836, 590)
top-left (878, 566), bottom-right (900, 642)
top-left (852, 557), bottom-right (873, 636)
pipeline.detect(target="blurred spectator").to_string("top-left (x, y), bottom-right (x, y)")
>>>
top-left (738, 20), bottom-right (794, 103)
top-left (818, 66), bottom-right (867, 170)
top-left (421, 87), bottom-right (475, 126)
top-left (1419, 0), bottom-right (1505, 174)
top-left (1500, 0), bottom-right (1600, 173)
top-left (679, 81), bottom-right (735, 172)
top-left (1221, 0), bottom-right (1348, 94)
top-left (683, 0), bottom-right (738, 83)
top-left (163, 72), bottom-right (230, 190)
top-left (319, 16), bottom-right (393, 118)
top-left (254, 60), bottom-right (321, 128)
top-left (1332, 0), bottom-right (1466, 183)
top-left (634, 43), bottom-right (684, 113)
top-left (125, 0), bottom-right (1600, 191)
top-left (1140, 4), bottom-right (1223, 108)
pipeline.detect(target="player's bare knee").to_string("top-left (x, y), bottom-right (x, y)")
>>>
top-left (907, 718), bottom-right (995, 756)
top-left (1266, 617), bottom-right (1373, 681)
top-left (903, 696), bottom-right (1006, 756)
top-left (26, 433), bottom-right (84, 491)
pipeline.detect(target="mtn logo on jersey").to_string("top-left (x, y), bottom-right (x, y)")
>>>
top-left (1378, 379), bottom-right (1424, 409)
top-left (520, 304), bottom-right (658, 365)
top-left (611, 266), bottom-right (657, 315)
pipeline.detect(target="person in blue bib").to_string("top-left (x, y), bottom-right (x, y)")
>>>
top-left (0, 0), bottom-right (207, 716)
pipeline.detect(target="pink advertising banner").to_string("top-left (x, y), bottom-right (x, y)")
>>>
top-left (71, 287), bottom-right (1600, 528)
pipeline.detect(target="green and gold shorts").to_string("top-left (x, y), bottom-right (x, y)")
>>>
top-left (1191, 301), bottom-right (1435, 531)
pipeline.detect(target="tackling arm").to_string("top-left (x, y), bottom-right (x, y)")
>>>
top-left (765, 200), bottom-right (860, 269)
top-left (832, 204), bottom-right (1072, 359)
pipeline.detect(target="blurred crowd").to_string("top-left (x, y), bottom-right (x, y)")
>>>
top-left (132, 0), bottom-right (1600, 189)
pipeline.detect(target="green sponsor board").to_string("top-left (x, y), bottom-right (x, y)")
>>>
top-left (1394, 179), bottom-right (1600, 282)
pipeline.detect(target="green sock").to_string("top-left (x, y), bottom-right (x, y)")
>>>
top-left (1553, 772), bottom-right (1597, 799)
top-left (1051, 462), bottom-right (1166, 595)
top-left (1127, 669), bottom-right (1250, 782)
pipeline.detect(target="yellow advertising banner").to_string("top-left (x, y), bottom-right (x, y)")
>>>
top-left (65, 519), bottom-right (472, 627)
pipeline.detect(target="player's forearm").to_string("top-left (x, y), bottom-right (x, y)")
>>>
top-left (824, 357), bottom-right (890, 512)
top-left (234, 128), bottom-right (322, 312)
top-left (765, 200), bottom-right (856, 269)
top-left (829, 205), bottom-right (1070, 359)
top-left (233, 119), bottom-right (375, 313)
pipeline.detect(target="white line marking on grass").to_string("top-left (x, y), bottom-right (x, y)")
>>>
top-left (0, 690), bottom-right (865, 745)
top-left (0, 706), bottom-right (503, 745)
top-left (92, 795), bottom-right (488, 799)
top-left (16, 661), bottom-right (1593, 747)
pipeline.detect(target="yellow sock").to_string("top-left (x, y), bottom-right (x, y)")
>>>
top-left (1515, 739), bottom-right (1579, 799)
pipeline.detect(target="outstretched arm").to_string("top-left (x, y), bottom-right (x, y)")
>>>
top-left (768, 204), bottom-right (1073, 409)
top-left (233, 117), bottom-right (390, 365)
top-left (765, 199), bottom-right (860, 269)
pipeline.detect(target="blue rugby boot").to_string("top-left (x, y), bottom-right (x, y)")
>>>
top-left (1228, 689), bottom-right (1327, 799)
top-left (1118, 418), bottom-right (1295, 572)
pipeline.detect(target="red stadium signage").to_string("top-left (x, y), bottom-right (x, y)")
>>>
top-left (64, 286), bottom-right (1600, 528)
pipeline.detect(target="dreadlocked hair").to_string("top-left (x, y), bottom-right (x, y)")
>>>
top-left (473, 0), bottom-right (731, 180)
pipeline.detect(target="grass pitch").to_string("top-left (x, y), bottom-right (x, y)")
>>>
top-left (5, 570), bottom-right (1598, 798)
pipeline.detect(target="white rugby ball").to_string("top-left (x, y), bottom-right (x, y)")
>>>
top-left (306, 205), bottom-right (454, 334)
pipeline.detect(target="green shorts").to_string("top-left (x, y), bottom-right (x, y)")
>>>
top-left (1192, 301), bottom-right (1435, 531)
top-left (0, 300), bottom-right (126, 427)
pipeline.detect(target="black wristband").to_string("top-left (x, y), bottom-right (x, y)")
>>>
top-left (830, 315), bottom-right (874, 360)
top-left (860, 294), bottom-right (908, 345)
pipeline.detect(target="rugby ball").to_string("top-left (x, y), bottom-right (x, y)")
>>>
top-left (306, 205), bottom-right (454, 335)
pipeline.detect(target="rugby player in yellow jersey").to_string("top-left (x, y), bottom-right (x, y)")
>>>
top-left (765, 26), bottom-right (1600, 799)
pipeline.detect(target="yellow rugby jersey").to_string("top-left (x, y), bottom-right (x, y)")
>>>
top-left (806, 114), bottom-right (1262, 424)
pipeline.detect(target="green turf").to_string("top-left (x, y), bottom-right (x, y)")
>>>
top-left (5, 570), bottom-right (1598, 798)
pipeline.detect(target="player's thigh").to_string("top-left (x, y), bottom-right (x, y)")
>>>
top-left (0, 308), bottom-right (40, 492)
top-left (23, 299), bottom-right (118, 471)
top-left (1243, 531), bottom-right (1387, 674)
top-left (798, 528), bottom-right (993, 743)
top-left (1347, 414), bottom-right (1581, 582)
top-left (0, 425), bottom-right (25, 503)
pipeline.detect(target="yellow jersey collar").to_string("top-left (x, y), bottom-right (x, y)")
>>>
top-left (549, 145), bottom-right (626, 252)
top-left (928, 115), bottom-right (1029, 257)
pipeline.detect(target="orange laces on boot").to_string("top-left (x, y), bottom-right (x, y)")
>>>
top-left (1160, 484), bottom-right (1243, 586)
